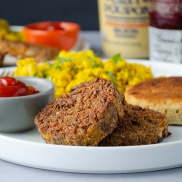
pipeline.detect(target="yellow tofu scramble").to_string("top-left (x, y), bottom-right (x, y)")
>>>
top-left (14, 50), bottom-right (153, 98)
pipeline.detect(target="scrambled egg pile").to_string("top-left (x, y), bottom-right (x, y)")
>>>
top-left (14, 50), bottom-right (153, 98)
top-left (0, 19), bottom-right (25, 41)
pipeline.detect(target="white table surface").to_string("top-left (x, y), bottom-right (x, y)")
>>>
top-left (1, 31), bottom-right (182, 182)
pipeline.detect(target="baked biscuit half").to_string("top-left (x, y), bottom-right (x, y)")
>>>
top-left (125, 77), bottom-right (182, 125)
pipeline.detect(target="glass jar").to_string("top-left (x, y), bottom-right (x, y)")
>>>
top-left (149, 0), bottom-right (182, 63)
top-left (98, 0), bottom-right (149, 59)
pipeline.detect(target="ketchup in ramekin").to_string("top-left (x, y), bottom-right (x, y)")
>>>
top-left (0, 76), bottom-right (39, 97)
top-left (149, 0), bottom-right (182, 63)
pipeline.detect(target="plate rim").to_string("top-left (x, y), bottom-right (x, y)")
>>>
top-left (1, 126), bottom-right (182, 173)
top-left (0, 125), bottom-right (182, 149)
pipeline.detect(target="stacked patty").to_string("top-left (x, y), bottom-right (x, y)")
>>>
top-left (99, 103), bottom-right (169, 146)
top-left (35, 77), bottom-right (170, 146)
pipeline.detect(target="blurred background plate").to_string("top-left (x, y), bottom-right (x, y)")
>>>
top-left (3, 26), bottom-right (91, 66)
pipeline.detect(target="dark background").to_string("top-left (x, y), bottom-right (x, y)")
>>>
top-left (0, 0), bottom-right (99, 30)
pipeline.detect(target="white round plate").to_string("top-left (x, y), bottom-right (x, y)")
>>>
top-left (0, 60), bottom-right (182, 173)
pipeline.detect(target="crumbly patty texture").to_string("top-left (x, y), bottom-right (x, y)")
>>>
top-left (35, 77), bottom-right (125, 146)
top-left (99, 103), bottom-right (170, 146)
top-left (125, 77), bottom-right (182, 125)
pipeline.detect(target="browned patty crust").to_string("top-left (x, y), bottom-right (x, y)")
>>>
top-left (125, 77), bottom-right (182, 125)
top-left (99, 103), bottom-right (169, 146)
top-left (35, 77), bottom-right (125, 146)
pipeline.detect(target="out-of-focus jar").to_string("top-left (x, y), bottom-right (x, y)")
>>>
top-left (98, 0), bottom-right (149, 59)
top-left (149, 0), bottom-right (182, 63)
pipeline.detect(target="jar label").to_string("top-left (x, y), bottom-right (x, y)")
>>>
top-left (98, 0), bottom-right (149, 58)
top-left (149, 26), bottom-right (182, 63)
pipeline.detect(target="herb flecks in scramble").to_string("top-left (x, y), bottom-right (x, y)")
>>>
top-left (14, 50), bottom-right (153, 98)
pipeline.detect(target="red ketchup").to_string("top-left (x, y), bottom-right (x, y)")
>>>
top-left (0, 76), bottom-right (39, 97)
top-left (149, 0), bottom-right (182, 63)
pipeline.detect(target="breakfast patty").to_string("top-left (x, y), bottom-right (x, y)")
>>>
top-left (34, 77), bottom-right (125, 146)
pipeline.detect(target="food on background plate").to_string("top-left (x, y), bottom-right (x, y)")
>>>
top-left (0, 19), bottom-right (72, 67)
top-left (0, 39), bottom-right (60, 66)
top-left (13, 50), bottom-right (153, 98)
top-left (35, 77), bottom-right (125, 146)
top-left (0, 19), bottom-right (25, 42)
top-left (0, 18), bottom-right (9, 30)
top-left (0, 19), bottom-right (80, 51)
top-left (0, 76), bottom-right (39, 97)
top-left (0, 18), bottom-right (26, 66)
top-left (125, 77), bottom-right (182, 125)
top-left (99, 103), bottom-right (169, 146)
top-left (35, 77), bottom-right (170, 146)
